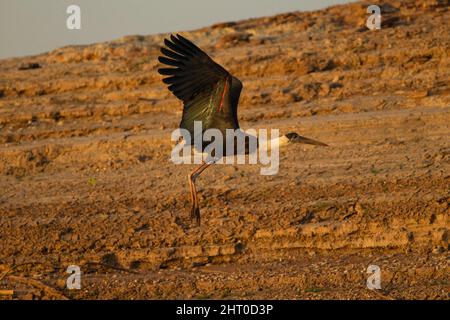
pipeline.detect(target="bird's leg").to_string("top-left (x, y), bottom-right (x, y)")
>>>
top-left (188, 160), bottom-right (214, 225)
top-left (188, 176), bottom-right (200, 224)
top-left (188, 169), bottom-right (200, 221)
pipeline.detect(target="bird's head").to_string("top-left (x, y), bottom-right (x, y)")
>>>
top-left (284, 132), bottom-right (329, 147)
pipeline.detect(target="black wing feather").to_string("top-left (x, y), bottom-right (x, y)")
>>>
top-left (170, 35), bottom-right (196, 55)
top-left (158, 56), bottom-right (184, 68)
top-left (158, 34), bottom-right (229, 102)
top-left (158, 34), bottom-right (243, 137)
top-left (160, 47), bottom-right (185, 61)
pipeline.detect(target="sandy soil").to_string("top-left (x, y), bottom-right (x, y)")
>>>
top-left (0, 0), bottom-right (449, 299)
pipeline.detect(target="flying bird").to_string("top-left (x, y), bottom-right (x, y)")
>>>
top-left (158, 34), bottom-right (328, 225)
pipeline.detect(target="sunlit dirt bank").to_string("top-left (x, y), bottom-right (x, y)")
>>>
top-left (0, 0), bottom-right (449, 299)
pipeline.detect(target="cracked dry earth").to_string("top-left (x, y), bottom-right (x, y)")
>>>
top-left (0, 0), bottom-right (449, 300)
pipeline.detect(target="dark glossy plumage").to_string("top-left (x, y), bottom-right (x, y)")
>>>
top-left (157, 34), bottom-right (329, 226)
top-left (158, 34), bottom-right (243, 147)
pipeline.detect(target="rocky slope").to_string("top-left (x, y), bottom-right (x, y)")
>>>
top-left (0, 0), bottom-right (449, 299)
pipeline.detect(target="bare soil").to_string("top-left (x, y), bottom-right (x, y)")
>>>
top-left (0, 0), bottom-right (449, 299)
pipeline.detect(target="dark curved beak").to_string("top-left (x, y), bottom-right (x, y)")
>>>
top-left (290, 135), bottom-right (329, 147)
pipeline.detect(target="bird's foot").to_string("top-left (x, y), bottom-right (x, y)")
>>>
top-left (190, 206), bottom-right (201, 226)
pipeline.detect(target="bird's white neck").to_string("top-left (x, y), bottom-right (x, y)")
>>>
top-left (263, 135), bottom-right (290, 151)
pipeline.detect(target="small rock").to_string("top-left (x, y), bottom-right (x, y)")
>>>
top-left (432, 246), bottom-right (444, 254)
top-left (18, 62), bottom-right (41, 70)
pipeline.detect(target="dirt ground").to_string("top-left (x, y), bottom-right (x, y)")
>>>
top-left (0, 0), bottom-right (448, 300)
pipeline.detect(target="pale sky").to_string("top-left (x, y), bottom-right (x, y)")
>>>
top-left (0, 0), bottom-right (352, 59)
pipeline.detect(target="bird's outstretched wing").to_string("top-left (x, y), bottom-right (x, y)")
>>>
top-left (158, 34), bottom-right (242, 139)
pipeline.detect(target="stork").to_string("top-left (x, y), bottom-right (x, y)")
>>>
top-left (158, 34), bottom-right (328, 225)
